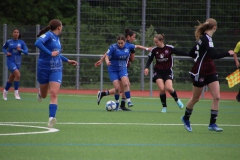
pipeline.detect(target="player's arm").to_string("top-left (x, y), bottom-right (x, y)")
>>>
top-left (207, 48), bottom-right (231, 59)
top-left (233, 53), bottom-right (239, 68)
top-left (135, 45), bottom-right (152, 52)
top-left (171, 48), bottom-right (189, 56)
top-left (144, 51), bottom-right (154, 76)
top-left (95, 52), bottom-right (107, 67)
top-left (19, 41), bottom-right (28, 55)
top-left (233, 42), bottom-right (240, 68)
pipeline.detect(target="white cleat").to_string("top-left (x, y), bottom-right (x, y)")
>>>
top-left (48, 117), bottom-right (57, 128)
top-left (3, 90), bottom-right (7, 100)
top-left (14, 93), bottom-right (21, 100)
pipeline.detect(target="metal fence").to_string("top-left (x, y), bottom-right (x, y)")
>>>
top-left (1, 0), bottom-right (239, 92)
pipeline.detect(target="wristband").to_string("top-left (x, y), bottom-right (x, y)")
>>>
top-left (146, 48), bottom-right (149, 51)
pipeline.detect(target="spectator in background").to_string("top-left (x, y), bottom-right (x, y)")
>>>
top-left (35, 19), bottom-right (78, 128)
top-left (95, 28), bottom-right (152, 111)
top-left (181, 18), bottom-right (234, 132)
top-left (144, 34), bottom-right (186, 113)
top-left (2, 29), bottom-right (28, 100)
top-left (233, 42), bottom-right (240, 102)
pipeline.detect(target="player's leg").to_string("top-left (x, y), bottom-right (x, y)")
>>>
top-left (207, 79), bottom-right (223, 132)
top-left (165, 79), bottom-right (184, 109)
top-left (47, 72), bottom-right (61, 128)
top-left (97, 88), bottom-right (115, 105)
top-left (156, 78), bottom-right (167, 113)
top-left (181, 85), bottom-right (202, 132)
top-left (12, 69), bottom-right (21, 99)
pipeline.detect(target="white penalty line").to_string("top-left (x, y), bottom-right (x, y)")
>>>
top-left (1, 122), bottom-right (240, 127)
top-left (0, 123), bottom-right (59, 136)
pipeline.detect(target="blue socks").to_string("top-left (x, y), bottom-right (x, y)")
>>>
top-left (5, 82), bottom-right (12, 91)
top-left (49, 104), bottom-right (58, 117)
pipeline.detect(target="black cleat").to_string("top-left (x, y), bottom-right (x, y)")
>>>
top-left (97, 91), bottom-right (103, 105)
top-left (120, 106), bottom-right (132, 111)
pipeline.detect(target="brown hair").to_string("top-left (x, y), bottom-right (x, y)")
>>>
top-left (194, 18), bottom-right (217, 41)
top-left (12, 29), bottom-right (21, 39)
top-left (116, 35), bottom-right (126, 41)
top-left (125, 28), bottom-right (135, 38)
top-left (154, 34), bottom-right (165, 41)
top-left (37, 19), bottom-right (62, 37)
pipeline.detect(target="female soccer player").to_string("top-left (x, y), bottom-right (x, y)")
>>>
top-left (144, 34), bottom-right (187, 113)
top-left (105, 35), bottom-right (135, 111)
top-left (96, 29), bottom-right (152, 111)
top-left (2, 29), bottom-right (28, 100)
top-left (181, 18), bottom-right (234, 132)
top-left (35, 19), bottom-right (78, 128)
top-left (233, 41), bottom-right (240, 102)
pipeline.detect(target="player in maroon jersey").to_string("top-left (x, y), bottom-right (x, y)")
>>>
top-left (181, 18), bottom-right (235, 132)
top-left (144, 34), bottom-right (188, 113)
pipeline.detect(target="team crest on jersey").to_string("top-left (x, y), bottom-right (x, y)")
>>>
top-left (124, 48), bottom-right (129, 52)
top-left (165, 50), bottom-right (169, 54)
top-left (156, 52), bottom-right (159, 54)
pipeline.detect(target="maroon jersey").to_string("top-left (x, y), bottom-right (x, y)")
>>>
top-left (189, 33), bottom-right (230, 79)
top-left (145, 44), bottom-right (188, 71)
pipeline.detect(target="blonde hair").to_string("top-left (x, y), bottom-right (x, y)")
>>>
top-left (194, 18), bottom-right (217, 41)
top-left (154, 34), bottom-right (165, 41)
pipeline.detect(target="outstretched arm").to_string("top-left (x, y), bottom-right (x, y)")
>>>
top-left (135, 45), bottom-right (153, 52)
top-left (95, 52), bottom-right (107, 67)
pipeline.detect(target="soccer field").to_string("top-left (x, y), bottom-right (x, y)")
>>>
top-left (0, 93), bottom-right (239, 160)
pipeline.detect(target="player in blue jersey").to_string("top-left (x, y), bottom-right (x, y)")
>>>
top-left (35, 19), bottom-right (78, 128)
top-left (2, 29), bottom-right (28, 100)
top-left (104, 35), bottom-right (136, 110)
top-left (95, 29), bottom-right (152, 111)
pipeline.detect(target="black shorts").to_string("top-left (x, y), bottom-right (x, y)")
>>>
top-left (191, 73), bottom-right (218, 88)
top-left (152, 69), bottom-right (173, 83)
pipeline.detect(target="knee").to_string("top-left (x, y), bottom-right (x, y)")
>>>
top-left (49, 90), bottom-right (58, 99)
top-left (213, 96), bottom-right (220, 102)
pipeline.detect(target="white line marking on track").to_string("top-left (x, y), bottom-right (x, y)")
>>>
top-left (0, 123), bottom-right (59, 136)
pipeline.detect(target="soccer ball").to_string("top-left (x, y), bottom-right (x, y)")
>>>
top-left (105, 100), bottom-right (117, 111)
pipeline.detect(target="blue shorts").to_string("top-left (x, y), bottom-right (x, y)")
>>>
top-left (7, 61), bottom-right (20, 73)
top-left (37, 67), bottom-right (62, 84)
top-left (108, 69), bottom-right (128, 82)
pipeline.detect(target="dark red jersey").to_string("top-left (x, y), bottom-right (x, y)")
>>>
top-left (145, 44), bottom-right (188, 71)
top-left (189, 33), bottom-right (230, 77)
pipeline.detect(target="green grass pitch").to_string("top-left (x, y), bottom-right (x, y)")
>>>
top-left (0, 93), bottom-right (239, 160)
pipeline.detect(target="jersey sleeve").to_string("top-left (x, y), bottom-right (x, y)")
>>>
top-left (234, 42), bottom-right (240, 54)
top-left (34, 32), bottom-right (52, 55)
top-left (145, 50), bottom-right (155, 69)
top-left (106, 45), bottom-right (115, 59)
top-left (2, 40), bottom-right (9, 54)
top-left (20, 40), bottom-right (28, 55)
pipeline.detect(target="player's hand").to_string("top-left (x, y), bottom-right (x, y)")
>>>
top-left (228, 50), bottom-right (235, 56)
top-left (68, 60), bottom-right (78, 66)
top-left (51, 51), bottom-right (59, 56)
top-left (16, 47), bottom-right (22, 51)
top-left (95, 60), bottom-right (102, 67)
top-left (6, 52), bottom-right (12, 56)
top-left (106, 61), bottom-right (111, 66)
top-left (148, 47), bottom-right (153, 52)
top-left (144, 68), bottom-right (149, 76)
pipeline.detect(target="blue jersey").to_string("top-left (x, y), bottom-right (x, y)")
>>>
top-left (107, 43), bottom-right (135, 72)
top-left (35, 31), bottom-right (66, 72)
top-left (2, 39), bottom-right (28, 65)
